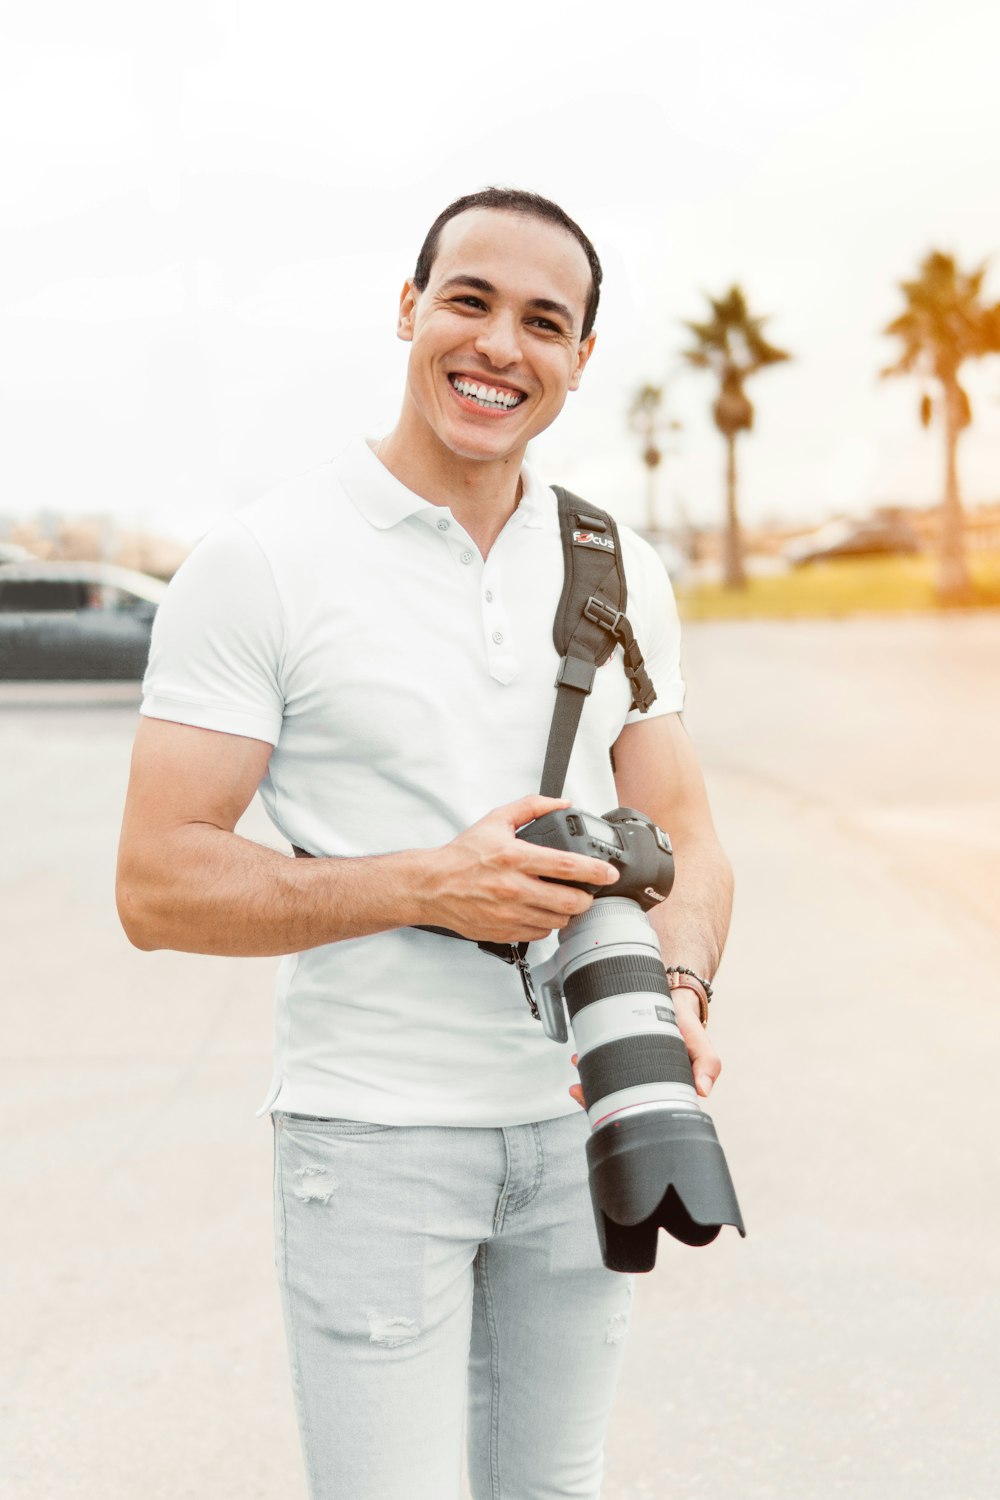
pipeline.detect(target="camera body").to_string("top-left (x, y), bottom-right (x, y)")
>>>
top-left (515, 804), bottom-right (675, 907)
top-left (517, 805), bottom-right (744, 1272)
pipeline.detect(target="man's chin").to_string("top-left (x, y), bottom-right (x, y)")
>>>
top-left (438, 425), bottom-right (528, 465)
top-left (439, 406), bottom-right (558, 463)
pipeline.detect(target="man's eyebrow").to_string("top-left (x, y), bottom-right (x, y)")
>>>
top-left (438, 275), bottom-right (576, 329)
top-left (527, 297), bottom-right (575, 328)
top-left (439, 275), bottom-right (496, 297)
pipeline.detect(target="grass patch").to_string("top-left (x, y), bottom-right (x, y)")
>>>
top-left (677, 552), bottom-right (1000, 620)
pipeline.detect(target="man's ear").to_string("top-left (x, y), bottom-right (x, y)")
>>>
top-left (568, 331), bottom-right (597, 391)
top-left (397, 280), bottom-right (418, 342)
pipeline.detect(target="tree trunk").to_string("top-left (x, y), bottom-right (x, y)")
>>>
top-left (722, 433), bottom-right (747, 589)
top-left (937, 382), bottom-right (972, 605)
top-left (645, 460), bottom-right (658, 534)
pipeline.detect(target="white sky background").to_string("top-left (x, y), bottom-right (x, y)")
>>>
top-left (2, 0), bottom-right (999, 543)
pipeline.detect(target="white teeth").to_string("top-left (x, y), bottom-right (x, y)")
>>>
top-left (451, 377), bottom-right (522, 409)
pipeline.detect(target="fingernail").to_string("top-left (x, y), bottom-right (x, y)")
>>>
top-left (696, 1074), bottom-right (712, 1096)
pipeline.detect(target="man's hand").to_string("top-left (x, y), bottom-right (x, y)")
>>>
top-left (569, 989), bottom-right (721, 1109)
top-left (421, 794), bottom-right (619, 944)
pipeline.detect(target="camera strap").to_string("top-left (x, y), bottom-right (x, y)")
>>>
top-left (540, 487), bottom-right (656, 799)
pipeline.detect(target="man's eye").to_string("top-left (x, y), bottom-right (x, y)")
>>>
top-left (454, 296), bottom-right (487, 310)
top-left (530, 318), bottom-right (563, 334)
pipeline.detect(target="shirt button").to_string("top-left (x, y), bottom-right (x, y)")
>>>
top-left (460, 550), bottom-right (474, 564)
top-left (485, 590), bottom-right (494, 603)
top-left (492, 630), bottom-right (504, 645)
top-left (437, 518), bottom-right (450, 531)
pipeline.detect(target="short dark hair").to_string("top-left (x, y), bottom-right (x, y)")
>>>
top-left (412, 187), bottom-right (603, 339)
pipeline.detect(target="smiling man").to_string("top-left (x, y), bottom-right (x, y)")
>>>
top-left (117, 187), bottom-right (733, 1500)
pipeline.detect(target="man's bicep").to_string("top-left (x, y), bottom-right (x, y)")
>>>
top-left (612, 713), bottom-right (717, 839)
top-left (121, 717), bottom-right (274, 846)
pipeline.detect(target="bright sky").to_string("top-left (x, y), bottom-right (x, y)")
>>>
top-left (2, 0), bottom-right (999, 543)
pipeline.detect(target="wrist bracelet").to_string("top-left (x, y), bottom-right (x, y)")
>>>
top-left (665, 967), bottom-right (713, 1028)
top-left (664, 966), bottom-right (713, 1001)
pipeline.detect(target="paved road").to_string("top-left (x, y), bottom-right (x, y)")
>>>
top-left (2, 616), bottom-right (998, 1500)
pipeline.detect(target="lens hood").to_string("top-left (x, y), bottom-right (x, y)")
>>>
top-left (586, 1109), bottom-right (745, 1271)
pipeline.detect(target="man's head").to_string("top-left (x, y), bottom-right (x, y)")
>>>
top-left (412, 188), bottom-right (603, 339)
top-left (395, 190), bottom-right (601, 468)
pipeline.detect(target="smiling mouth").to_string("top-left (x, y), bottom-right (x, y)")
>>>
top-left (448, 375), bottom-right (526, 411)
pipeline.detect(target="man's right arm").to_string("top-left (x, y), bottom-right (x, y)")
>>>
top-left (115, 718), bottom-right (618, 957)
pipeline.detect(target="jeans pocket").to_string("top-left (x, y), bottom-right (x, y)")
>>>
top-left (277, 1111), bottom-right (391, 1136)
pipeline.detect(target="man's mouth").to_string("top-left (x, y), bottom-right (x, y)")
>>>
top-left (448, 375), bottom-right (526, 411)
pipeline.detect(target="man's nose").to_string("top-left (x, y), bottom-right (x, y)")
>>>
top-left (474, 313), bottom-right (522, 368)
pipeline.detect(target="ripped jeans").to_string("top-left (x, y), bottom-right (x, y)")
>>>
top-left (272, 1110), bottom-right (636, 1500)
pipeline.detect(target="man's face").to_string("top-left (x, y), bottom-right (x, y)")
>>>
top-left (396, 208), bottom-right (596, 465)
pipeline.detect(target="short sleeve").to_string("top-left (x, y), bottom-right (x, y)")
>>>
top-left (140, 518), bottom-right (286, 746)
top-left (619, 531), bottom-right (686, 725)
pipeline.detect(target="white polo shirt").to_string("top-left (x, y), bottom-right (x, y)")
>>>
top-left (141, 436), bottom-right (686, 1126)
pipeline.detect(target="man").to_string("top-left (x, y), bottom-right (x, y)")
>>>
top-left (117, 187), bottom-right (733, 1500)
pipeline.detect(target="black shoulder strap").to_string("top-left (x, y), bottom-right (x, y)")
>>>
top-left (539, 487), bottom-right (656, 798)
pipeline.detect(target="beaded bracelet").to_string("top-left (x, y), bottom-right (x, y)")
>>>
top-left (665, 966), bottom-right (713, 1027)
top-left (664, 966), bottom-right (714, 1002)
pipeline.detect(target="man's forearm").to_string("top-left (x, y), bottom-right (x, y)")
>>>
top-left (116, 791), bottom-right (622, 958)
top-left (647, 829), bottom-right (734, 984)
top-left (117, 824), bottom-right (432, 956)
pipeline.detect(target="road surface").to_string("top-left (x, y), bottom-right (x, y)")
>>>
top-left (2, 614), bottom-right (998, 1499)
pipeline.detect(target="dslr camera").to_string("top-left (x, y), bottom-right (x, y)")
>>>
top-left (517, 806), bottom-right (745, 1272)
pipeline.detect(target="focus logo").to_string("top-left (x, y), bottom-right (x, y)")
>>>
top-left (573, 530), bottom-right (615, 552)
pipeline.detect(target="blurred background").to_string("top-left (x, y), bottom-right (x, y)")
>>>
top-left (3, 0), bottom-right (1000, 606)
top-left (2, 2), bottom-right (999, 1498)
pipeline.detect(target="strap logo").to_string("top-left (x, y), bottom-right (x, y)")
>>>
top-left (573, 529), bottom-right (615, 552)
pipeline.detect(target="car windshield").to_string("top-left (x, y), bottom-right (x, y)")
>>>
top-left (0, 579), bottom-right (90, 611)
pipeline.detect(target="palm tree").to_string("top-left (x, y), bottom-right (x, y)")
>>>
top-left (882, 251), bottom-right (1000, 604)
top-left (627, 383), bottom-right (682, 534)
top-left (681, 287), bottom-right (790, 588)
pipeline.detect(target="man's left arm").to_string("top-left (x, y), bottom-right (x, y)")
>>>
top-left (612, 710), bottom-right (734, 1098)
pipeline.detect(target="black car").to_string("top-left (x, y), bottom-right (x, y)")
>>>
top-left (0, 561), bottom-right (167, 680)
top-left (784, 514), bottom-right (923, 567)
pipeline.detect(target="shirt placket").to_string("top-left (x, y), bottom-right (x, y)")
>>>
top-left (427, 510), bottom-right (519, 686)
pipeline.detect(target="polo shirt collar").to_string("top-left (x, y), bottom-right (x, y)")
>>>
top-left (336, 437), bottom-right (436, 529)
top-left (336, 436), bottom-right (557, 533)
top-left (515, 457), bottom-right (558, 530)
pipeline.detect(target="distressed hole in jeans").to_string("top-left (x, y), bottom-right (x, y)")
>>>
top-left (293, 1166), bottom-right (338, 1204)
top-left (366, 1311), bottom-right (421, 1348)
top-left (605, 1312), bottom-right (629, 1346)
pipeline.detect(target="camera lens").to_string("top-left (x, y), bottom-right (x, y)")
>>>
top-left (551, 897), bottom-right (744, 1270)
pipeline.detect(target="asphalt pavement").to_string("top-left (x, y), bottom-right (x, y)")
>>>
top-left (2, 615), bottom-right (998, 1500)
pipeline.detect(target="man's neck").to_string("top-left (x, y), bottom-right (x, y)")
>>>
top-left (375, 416), bottom-right (526, 558)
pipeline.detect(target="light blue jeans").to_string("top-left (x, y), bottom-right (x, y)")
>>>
top-left (272, 1109), bottom-right (636, 1500)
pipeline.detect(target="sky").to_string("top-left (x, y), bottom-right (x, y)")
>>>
top-left (2, 0), bottom-right (999, 544)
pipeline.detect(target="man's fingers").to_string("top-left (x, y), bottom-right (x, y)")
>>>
top-left (671, 991), bottom-right (722, 1097)
top-left (500, 794), bottom-right (571, 829)
top-left (520, 845), bottom-right (620, 889)
top-left (479, 796), bottom-right (620, 888)
top-left (569, 1053), bottom-right (585, 1110)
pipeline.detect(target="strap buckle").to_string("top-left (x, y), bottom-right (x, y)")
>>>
top-left (583, 595), bottom-right (625, 636)
top-left (514, 953), bottom-right (540, 1020)
top-left (584, 594), bottom-right (656, 714)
